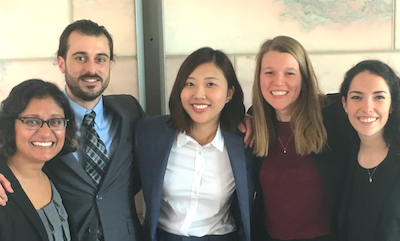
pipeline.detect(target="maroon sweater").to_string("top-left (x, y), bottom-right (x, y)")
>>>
top-left (259, 121), bottom-right (330, 240)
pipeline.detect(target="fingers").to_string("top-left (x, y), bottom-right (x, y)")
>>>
top-left (0, 174), bottom-right (13, 206)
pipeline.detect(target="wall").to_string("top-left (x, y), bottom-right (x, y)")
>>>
top-left (0, 0), bottom-right (139, 102)
top-left (163, 0), bottom-right (398, 109)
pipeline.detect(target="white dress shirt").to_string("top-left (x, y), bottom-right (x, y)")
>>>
top-left (158, 126), bottom-right (236, 237)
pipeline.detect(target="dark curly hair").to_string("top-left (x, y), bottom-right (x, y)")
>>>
top-left (0, 79), bottom-right (78, 160)
top-left (340, 60), bottom-right (400, 146)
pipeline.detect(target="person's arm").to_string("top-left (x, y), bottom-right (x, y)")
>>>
top-left (0, 173), bottom-right (14, 206)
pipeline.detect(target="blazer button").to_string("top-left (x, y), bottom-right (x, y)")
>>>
top-left (89, 227), bottom-right (96, 233)
top-left (96, 195), bottom-right (103, 200)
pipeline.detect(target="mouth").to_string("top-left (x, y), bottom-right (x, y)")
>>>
top-left (271, 91), bottom-right (288, 96)
top-left (32, 142), bottom-right (53, 147)
top-left (192, 104), bottom-right (209, 110)
top-left (358, 117), bottom-right (378, 123)
top-left (81, 78), bottom-right (99, 83)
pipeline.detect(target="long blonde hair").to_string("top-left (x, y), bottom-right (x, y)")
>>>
top-left (252, 36), bottom-right (327, 157)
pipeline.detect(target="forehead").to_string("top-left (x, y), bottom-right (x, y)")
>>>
top-left (261, 51), bottom-right (299, 69)
top-left (190, 62), bottom-right (224, 76)
top-left (21, 97), bottom-right (64, 115)
top-left (350, 71), bottom-right (390, 92)
top-left (66, 31), bottom-right (110, 56)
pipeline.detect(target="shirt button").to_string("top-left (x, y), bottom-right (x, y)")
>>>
top-left (193, 191), bottom-right (197, 194)
top-left (96, 195), bottom-right (103, 200)
top-left (89, 227), bottom-right (96, 233)
top-left (198, 151), bottom-right (202, 155)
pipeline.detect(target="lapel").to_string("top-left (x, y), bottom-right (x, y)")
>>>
top-left (150, 124), bottom-right (176, 238)
top-left (0, 161), bottom-right (48, 240)
top-left (368, 146), bottom-right (400, 232)
top-left (58, 154), bottom-right (95, 188)
top-left (222, 130), bottom-right (251, 241)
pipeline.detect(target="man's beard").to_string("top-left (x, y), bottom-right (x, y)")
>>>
top-left (65, 70), bottom-right (110, 102)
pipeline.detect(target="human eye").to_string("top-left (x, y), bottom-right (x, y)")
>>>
top-left (49, 118), bottom-right (64, 127)
top-left (207, 82), bottom-right (217, 87)
top-left (184, 81), bottom-right (194, 87)
top-left (350, 95), bottom-right (361, 100)
top-left (286, 72), bottom-right (295, 76)
top-left (23, 118), bottom-right (41, 126)
top-left (264, 71), bottom-right (273, 75)
top-left (75, 56), bottom-right (86, 62)
top-left (375, 95), bottom-right (385, 100)
top-left (96, 56), bottom-right (108, 63)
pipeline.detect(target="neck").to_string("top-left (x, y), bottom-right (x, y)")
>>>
top-left (275, 110), bottom-right (291, 122)
top-left (7, 156), bottom-right (45, 180)
top-left (66, 88), bottom-right (101, 110)
top-left (188, 122), bottom-right (219, 146)
top-left (358, 134), bottom-right (389, 168)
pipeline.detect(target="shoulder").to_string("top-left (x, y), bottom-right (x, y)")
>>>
top-left (103, 94), bottom-right (146, 120)
top-left (136, 115), bottom-right (169, 128)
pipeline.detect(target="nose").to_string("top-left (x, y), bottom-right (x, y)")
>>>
top-left (193, 85), bottom-right (206, 99)
top-left (273, 73), bottom-right (284, 85)
top-left (362, 98), bottom-right (374, 113)
top-left (36, 121), bottom-right (53, 135)
top-left (84, 59), bottom-right (96, 75)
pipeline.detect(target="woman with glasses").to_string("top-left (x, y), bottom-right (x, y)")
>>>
top-left (0, 79), bottom-right (78, 241)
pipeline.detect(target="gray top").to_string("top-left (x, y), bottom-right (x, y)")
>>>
top-left (37, 181), bottom-right (71, 241)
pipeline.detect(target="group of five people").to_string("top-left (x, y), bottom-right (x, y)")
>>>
top-left (0, 19), bottom-right (399, 241)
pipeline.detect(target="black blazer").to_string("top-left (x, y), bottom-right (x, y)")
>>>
top-left (0, 159), bottom-right (77, 241)
top-left (45, 95), bottom-right (146, 241)
top-left (134, 115), bottom-right (255, 241)
top-left (338, 144), bottom-right (400, 241)
top-left (251, 94), bottom-right (351, 241)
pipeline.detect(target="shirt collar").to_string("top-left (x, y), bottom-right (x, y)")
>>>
top-left (63, 89), bottom-right (105, 128)
top-left (176, 125), bottom-right (224, 152)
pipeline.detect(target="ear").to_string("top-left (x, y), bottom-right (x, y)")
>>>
top-left (57, 56), bottom-right (66, 74)
top-left (226, 86), bottom-right (235, 103)
top-left (110, 59), bottom-right (115, 70)
top-left (341, 96), bottom-right (348, 113)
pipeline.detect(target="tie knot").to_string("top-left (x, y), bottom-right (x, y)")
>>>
top-left (82, 111), bottom-right (96, 128)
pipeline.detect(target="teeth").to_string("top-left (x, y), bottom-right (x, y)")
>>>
top-left (359, 117), bottom-right (377, 123)
top-left (271, 91), bottom-right (288, 96)
top-left (32, 142), bottom-right (53, 147)
top-left (193, 104), bottom-right (208, 109)
top-left (83, 79), bottom-right (97, 82)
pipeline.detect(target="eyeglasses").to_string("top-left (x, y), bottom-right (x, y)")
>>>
top-left (17, 117), bottom-right (69, 131)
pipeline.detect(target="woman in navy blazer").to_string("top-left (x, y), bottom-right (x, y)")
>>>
top-left (134, 47), bottom-right (254, 241)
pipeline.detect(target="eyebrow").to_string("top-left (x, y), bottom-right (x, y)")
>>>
top-left (349, 90), bottom-right (388, 94)
top-left (71, 51), bottom-right (110, 58)
top-left (187, 76), bottom-right (219, 80)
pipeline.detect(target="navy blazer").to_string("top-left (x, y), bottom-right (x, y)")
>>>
top-left (45, 95), bottom-right (146, 241)
top-left (134, 115), bottom-right (254, 241)
top-left (338, 144), bottom-right (400, 241)
top-left (0, 159), bottom-right (77, 241)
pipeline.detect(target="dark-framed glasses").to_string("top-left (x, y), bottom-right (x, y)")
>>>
top-left (17, 117), bottom-right (69, 131)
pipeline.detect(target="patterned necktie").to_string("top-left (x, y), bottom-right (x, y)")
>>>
top-left (82, 111), bottom-right (109, 185)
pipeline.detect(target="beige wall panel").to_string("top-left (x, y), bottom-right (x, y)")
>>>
top-left (104, 58), bottom-right (139, 99)
top-left (235, 55), bottom-right (256, 109)
top-left (395, 0), bottom-right (400, 49)
top-left (164, 0), bottom-right (392, 54)
top-left (72, 0), bottom-right (137, 56)
top-left (165, 57), bottom-right (186, 108)
top-left (0, 0), bottom-right (70, 59)
top-left (0, 61), bottom-right (64, 101)
top-left (311, 53), bottom-right (400, 94)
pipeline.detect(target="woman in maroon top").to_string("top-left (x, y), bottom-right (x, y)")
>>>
top-left (250, 36), bottom-right (350, 241)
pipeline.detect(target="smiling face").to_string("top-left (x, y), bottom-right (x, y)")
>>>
top-left (180, 62), bottom-right (234, 130)
top-left (57, 31), bottom-right (111, 107)
top-left (13, 97), bottom-right (66, 164)
top-left (259, 51), bottom-right (302, 121)
top-left (342, 71), bottom-right (392, 141)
